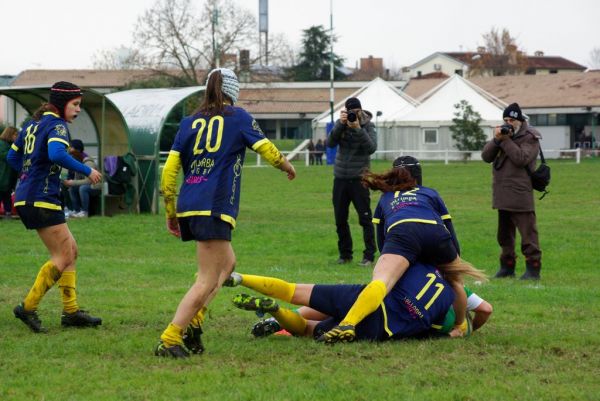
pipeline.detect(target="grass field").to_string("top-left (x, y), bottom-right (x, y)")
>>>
top-left (1, 158), bottom-right (599, 401)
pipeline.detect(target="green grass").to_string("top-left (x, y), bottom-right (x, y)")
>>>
top-left (1, 159), bottom-right (600, 401)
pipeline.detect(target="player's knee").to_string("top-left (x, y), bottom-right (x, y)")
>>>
top-left (478, 301), bottom-right (493, 316)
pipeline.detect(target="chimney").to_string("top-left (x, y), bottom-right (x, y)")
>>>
top-left (240, 50), bottom-right (250, 71)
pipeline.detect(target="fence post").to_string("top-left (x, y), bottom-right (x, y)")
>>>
top-left (576, 148), bottom-right (580, 164)
top-left (445, 150), bottom-right (449, 165)
top-left (256, 154), bottom-right (261, 167)
top-left (305, 150), bottom-right (309, 166)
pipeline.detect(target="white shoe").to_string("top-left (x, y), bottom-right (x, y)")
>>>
top-left (71, 211), bottom-right (88, 218)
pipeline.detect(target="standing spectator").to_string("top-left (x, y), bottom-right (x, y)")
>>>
top-left (481, 103), bottom-right (543, 280)
top-left (314, 138), bottom-right (325, 165)
top-left (7, 81), bottom-right (103, 333)
top-left (0, 126), bottom-right (19, 218)
top-left (62, 139), bottom-right (101, 218)
top-left (327, 97), bottom-right (377, 267)
top-left (155, 68), bottom-right (296, 358)
top-left (307, 139), bottom-right (316, 165)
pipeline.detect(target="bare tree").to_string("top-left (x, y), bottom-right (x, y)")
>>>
top-left (92, 46), bottom-right (143, 70)
top-left (468, 28), bottom-right (528, 77)
top-left (131, 0), bottom-right (259, 85)
top-left (588, 47), bottom-right (600, 70)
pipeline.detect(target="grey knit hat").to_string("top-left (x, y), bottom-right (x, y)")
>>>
top-left (206, 68), bottom-right (239, 104)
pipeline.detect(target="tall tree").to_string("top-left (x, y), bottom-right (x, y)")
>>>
top-left (291, 25), bottom-right (344, 81)
top-left (468, 28), bottom-right (528, 77)
top-left (450, 100), bottom-right (487, 160)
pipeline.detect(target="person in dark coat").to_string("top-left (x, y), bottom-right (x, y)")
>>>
top-left (327, 97), bottom-right (377, 267)
top-left (481, 103), bottom-right (543, 280)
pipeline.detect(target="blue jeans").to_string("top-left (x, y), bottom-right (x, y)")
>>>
top-left (69, 185), bottom-right (101, 213)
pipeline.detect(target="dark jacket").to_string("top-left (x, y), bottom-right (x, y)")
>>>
top-left (481, 121), bottom-right (541, 212)
top-left (0, 139), bottom-right (18, 192)
top-left (327, 110), bottom-right (377, 179)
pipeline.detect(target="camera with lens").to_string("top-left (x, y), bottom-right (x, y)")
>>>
top-left (347, 110), bottom-right (358, 123)
top-left (500, 123), bottom-right (514, 135)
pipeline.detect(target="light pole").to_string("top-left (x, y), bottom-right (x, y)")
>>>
top-left (329, 0), bottom-right (334, 124)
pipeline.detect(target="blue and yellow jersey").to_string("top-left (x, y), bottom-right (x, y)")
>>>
top-left (12, 112), bottom-right (71, 210)
top-left (164, 106), bottom-right (281, 227)
top-left (372, 186), bottom-right (452, 234)
top-left (382, 262), bottom-right (455, 337)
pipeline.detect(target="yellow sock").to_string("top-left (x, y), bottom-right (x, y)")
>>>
top-left (190, 306), bottom-right (207, 328)
top-left (240, 274), bottom-right (296, 303)
top-left (23, 261), bottom-right (61, 311)
top-left (161, 323), bottom-right (184, 347)
top-left (341, 280), bottom-right (387, 326)
top-left (272, 308), bottom-right (307, 336)
top-left (58, 271), bottom-right (79, 313)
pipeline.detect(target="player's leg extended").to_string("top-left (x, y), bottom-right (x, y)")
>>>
top-left (318, 254), bottom-right (408, 343)
top-left (226, 273), bottom-right (316, 306)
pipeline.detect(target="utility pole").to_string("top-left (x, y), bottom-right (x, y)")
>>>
top-left (329, 0), bottom-right (334, 124)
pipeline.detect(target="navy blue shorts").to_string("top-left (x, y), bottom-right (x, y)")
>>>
top-left (178, 216), bottom-right (232, 242)
top-left (310, 284), bottom-right (387, 341)
top-left (381, 223), bottom-right (457, 265)
top-left (17, 205), bottom-right (66, 230)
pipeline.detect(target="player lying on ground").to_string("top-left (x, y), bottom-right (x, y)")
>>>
top-left (225, 261), bottom-right (479, 341)
top-left (246, 284), bottom-right (493, 338)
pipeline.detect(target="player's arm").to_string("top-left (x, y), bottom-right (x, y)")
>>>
top-left (7, 143), bottom-right (23, 171)
top-left (373, 204), bottom-right (385, 253)
top-left (466, 290), bottom-right (493, 331)
top-left (253, 139), bottom-right (295, 180)
top-left (160, 150), bottom-right (182, 237)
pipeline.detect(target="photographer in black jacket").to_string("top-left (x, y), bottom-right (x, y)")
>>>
top-left (327, 97), bottom-right (377, 266)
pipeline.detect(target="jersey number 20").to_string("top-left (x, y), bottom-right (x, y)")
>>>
top-left (192, 116), bottom-right (224, 155)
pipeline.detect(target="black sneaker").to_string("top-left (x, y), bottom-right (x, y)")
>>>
top-left (61, 310), bottom-right (102, 328)
top-left (183, 325), bottom-right (205, 354)
top-left (335, 258), bottom-right (352, 265)
top-left (316, 324), bottom-right (356, 344)
top-left (14, 303), bottom-right (47, 333)
top-left (251, 317), bottom-right (282, 337)
top-left (154, 341), bottom-right (190, 358)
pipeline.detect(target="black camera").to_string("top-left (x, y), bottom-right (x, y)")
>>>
top-left (500, 124), bottom-right (514, 135)
top-left (347, 110), bottom-right (357, 123)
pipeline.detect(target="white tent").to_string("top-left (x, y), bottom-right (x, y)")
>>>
top-left (381, 74), bottom-right (507, 160)
top-left (311, 77), bottom-right (418, 142)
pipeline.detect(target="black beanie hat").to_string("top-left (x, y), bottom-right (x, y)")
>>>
top-left (503, 102), bottom-right (524, 122)
top-left (393, 155), bottom-right (422, 185)
top-left (345, 97), bottom-right (362, 110)
top-left (49, 81), bottom-right (82, 118)
top-left (70, 139), bottom-right (84, 152)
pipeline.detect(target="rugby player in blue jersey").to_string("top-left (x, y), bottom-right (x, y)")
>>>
top-left (155, 68), bottom-right (296, 358)
top-left (317, 156), bottom-right (487, 343)
top-left (7, 81), bottom-right (103, 333)
top-left (225, 262), bottom-right (457, 341)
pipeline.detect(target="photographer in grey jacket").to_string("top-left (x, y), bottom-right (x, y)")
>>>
top-left (327, 97), bottom-right (377, 266)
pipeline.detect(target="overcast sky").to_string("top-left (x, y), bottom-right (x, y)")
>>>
top-left (2, 0), bottom-right (598, 76)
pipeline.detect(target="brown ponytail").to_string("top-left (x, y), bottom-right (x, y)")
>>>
top-left (361, 167), bottom-right (417, 192)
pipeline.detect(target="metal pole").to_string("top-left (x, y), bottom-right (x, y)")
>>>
top-left (329, 0), bottom-right (334, 124)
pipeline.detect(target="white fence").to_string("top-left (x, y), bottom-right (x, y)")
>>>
top-left (159, 148), bottom-right (585, 167)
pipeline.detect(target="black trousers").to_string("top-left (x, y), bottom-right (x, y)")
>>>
top-left (332, 178), bottom-right (376, 261)
top-left (497, 210), bottom-right (542, 262)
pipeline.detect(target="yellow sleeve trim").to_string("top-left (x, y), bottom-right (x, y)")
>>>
top-left (11, 143), bottom-right (19, 151)
top-left (441, 214), bottom-right (451, 220)
top-left (372, 218), bottom-right (381, 224)
top-left (161, 151), bottom-right (182, 218)
top-left (43, 111), bottom-right (60, 118)
top-left (253, 140), bottom-right (284, 167)
top-left (48, 138), bottom-right (70, 147)
top-left (387, 218), bottom-right (439, 232)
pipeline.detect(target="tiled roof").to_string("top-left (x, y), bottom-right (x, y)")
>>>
top-left (238, 87), bottom-right (358, 114)
top-left (10, 69), bottom-right (159, 88)
top-left (471, 72), bottom-right (600, 108)
top-left (405, 72), bottom-right (600, 108)
top-left (442, 52), bottom-right (586, 71)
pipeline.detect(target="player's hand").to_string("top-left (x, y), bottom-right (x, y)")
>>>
top-left (281, 159), bottom-right (296, 180)
top-left (88, 168), bottom-right (102, 184)
top-left (166, 216), bottom-right (181, 238)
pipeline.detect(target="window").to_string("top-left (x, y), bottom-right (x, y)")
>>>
top-left (454, 69), bottom-right (463, 76)
top-left (549, 69), bottom-right (558, 74)
top-left (557, 114), bottom-right (567, 125)
top-left (536, 114), bottom-right (548, 126)
top-left (548, 114), bottom-right (557, 125)
top-left (423, 128), bottom-right (438, 144)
